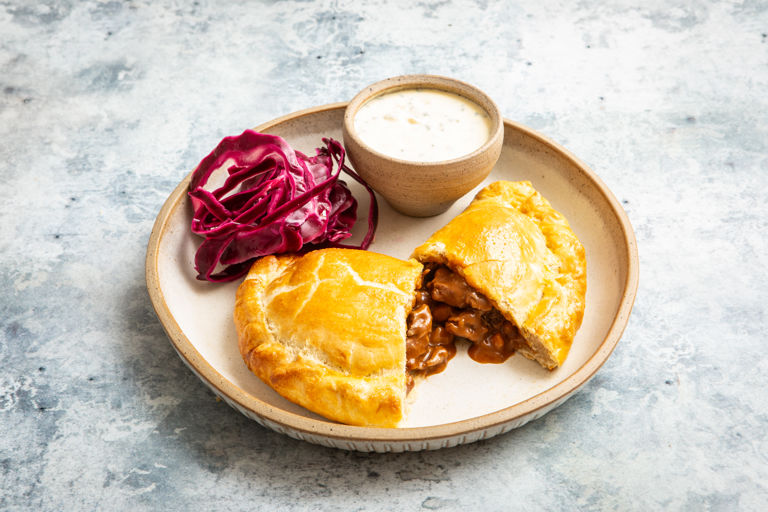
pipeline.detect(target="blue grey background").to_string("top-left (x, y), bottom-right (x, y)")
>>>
top-left (1, 0), bottom-right (766, 510)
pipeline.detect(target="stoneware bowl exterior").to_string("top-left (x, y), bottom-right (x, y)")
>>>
top-left (342, 75), bottom-right (504, 217)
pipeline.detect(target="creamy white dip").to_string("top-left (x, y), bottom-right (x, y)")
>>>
top-left (354, 88), bottom-right (492, 162)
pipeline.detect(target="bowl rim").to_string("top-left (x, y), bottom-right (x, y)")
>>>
top-left (342, 74), bottom-right (504, 167)
top-left (145, 101), bottom-right (639, 444)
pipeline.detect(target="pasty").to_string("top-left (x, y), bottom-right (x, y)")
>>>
top-left (411, 181), bottom-right (586, 370)
top-left (233, 181), bottom-right (586, 427)
top-left (234, 248), bottom-right (423, 427)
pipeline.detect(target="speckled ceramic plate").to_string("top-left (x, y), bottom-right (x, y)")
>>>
top-left (145, 102), bottom-right (638, 452)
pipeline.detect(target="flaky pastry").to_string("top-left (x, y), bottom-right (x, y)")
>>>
top-left (411, 181), bottom-right (586, 369)
top-left (234, 248), bottom-right (423, 427)
top-left (234, 181), bottom-right (586, 427)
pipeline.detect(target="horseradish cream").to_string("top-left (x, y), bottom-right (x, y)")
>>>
top-left (354, 88), bottom-right (492, 162)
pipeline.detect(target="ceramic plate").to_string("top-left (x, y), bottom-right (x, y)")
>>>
top-left (146, 102), bottom-right (638, 452)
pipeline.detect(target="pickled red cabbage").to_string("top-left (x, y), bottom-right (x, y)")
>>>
top-left (188, 130), bottom-right (377, 282)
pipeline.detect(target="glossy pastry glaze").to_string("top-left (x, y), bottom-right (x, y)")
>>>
top-left (411, 181), bottom-right (587, 369)
top-left (234, 248), bottom-right (423, 427)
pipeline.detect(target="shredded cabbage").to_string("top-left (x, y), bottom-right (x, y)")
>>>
top-left (188, 130), bottom-right (377, 282)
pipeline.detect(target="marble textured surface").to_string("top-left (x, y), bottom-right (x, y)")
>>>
top-left (1, 0), bottom-right (766, 509)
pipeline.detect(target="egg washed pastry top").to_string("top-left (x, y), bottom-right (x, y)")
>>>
top-left (234, 248), bottom-right (423, 428)
top-left (411, 181), bottom-right (586, 369)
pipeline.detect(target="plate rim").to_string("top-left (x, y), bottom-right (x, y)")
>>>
top-left (145, 101), bottom-right (639, 444)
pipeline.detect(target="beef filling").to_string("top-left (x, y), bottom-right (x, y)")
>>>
top-left (405, 264), bottom-right (527, 390)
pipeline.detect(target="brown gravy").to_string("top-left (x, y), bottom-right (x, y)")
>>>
top-left (405, 264), bottom-right (526, 390)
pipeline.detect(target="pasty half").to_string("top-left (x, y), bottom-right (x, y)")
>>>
top-left (411, 181), bottom-right (586, 369)
top-left (234, 248), bottom-right (423, 427)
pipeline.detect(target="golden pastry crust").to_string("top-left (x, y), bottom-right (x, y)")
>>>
top-left (411, 181), bottom-right (586, 369)
top-left (234, 248), bottom-right (423, 427)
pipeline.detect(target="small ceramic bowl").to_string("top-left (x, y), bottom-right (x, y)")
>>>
top-left (342, 75), bottom-right (504, 217)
